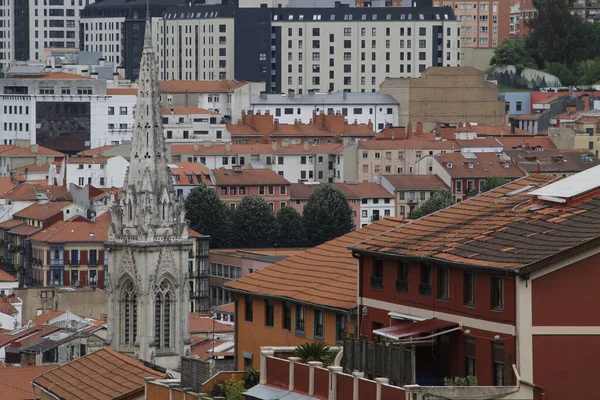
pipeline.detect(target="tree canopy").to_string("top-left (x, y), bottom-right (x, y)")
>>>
top-left (481, 176), bottom-right (509, 193)
top-left (303, 184), bottom-right (354, 246)
top-left (231, 195), bottom-right (276, 248)
top-left (184, 184), bottom-right (231, 248)
top-left (275, 206), bottom-right (306, 248)
top-left (409, 190), bottom-right (453, 219)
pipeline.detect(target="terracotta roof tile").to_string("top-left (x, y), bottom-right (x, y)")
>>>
top-left (190, 339), bottom-right (234, 360)
top-left (226, 123), bottom-right (261, 136)
top-left (8, 225), bottom-right (41, 236)
top-left (0, 297), bottom-right (17, 315)
top-left (0, 177), bottom-right (17, 196)
top-left (505, 149), bottom-right (600, 173)
top-left (382, 175), bottom-right (449, 191)
top-left (0, 365), bottom-right (57, 400)
top-left (0, 219), bottom-right (25, 230)
top-left (0, 145), bottom-right (63, 157)
top-left (434, 152), bottom-right (526, 179)
top-left (188, 229), bottom-right (206, 238)
top-left (30, 310), bottom-right (70, 326)
top-left (29, 216), bottom-right (110, 244)
top-left (11, 163), bottom-right (56, 174)
top-left (189, 314), bottom-right (234, 333)
top-left (78, 145), bottom-right (115, 156)
top-left (496, 137), bottom-right (558, 150)
top-left (359, 139), bottom-right (458, 150)
top-left (290, 182), bottom-right (392, 200)
top-left (0, 269), bottom-right (17, 282)
top-left (469, 125), bottom-right (533, 136)
top-left (161, 107), bottom-right (219, 115)
top-left (39, 72), bottom-right (91, 80)
top-left (159, 80), bottom-right (248, 93)
top-left (213, 303), bottom-right (234, 313)
top-left (169, 163), bottom-right (212, 185)
top-left (33, 348), bottom-right (165, 400)
top-left (3, 183), bottom-right (70, 202)
top-left (454, 138), bottom-right (502, 148)
top-left (351, 174), bottom-right (600, 270)
top-left (226, 217), bottom-right (406, 310)
top-left (67, 157), bottom-right (109, 164)
top-left (0, 325), bottom-right (61, 347)
top-left (212, 168), bottom-right (290, 186)
top-left (14, 201), bottom-right (72, 221)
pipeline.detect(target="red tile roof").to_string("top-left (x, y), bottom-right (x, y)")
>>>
top-left (0, 219), bottom-right (24, 230)
top-left (106, 88), bottom-right (138, 96)
top-left (13, 201), bottom-right (72, 221)
top-left (161, 107), bottom-right (219, 115)
top-left (188, 229), bottom-right (206, 238)
top-left (33, 348), bottom-right (165, 400)
top-left (190, 339), bottom-right (234, 360)
top-left (0, 365), bottom-right (57, 400)
top-left (434, 152), bottom-right (526, 179)
top-left (0, 145), bottom-right (63, 157)
top-left (189, 314), bottom-right (234, 334)
top-left (159, 80), bottom-right (249, 93)
top-left (0, 177), bottom-right (17, 196)
top-left (0, 270), bottom-right (17, 282)
top-left (169, 163), bottom-right (212, 185)
top-left (226, 217), bottom-right (405, 310)
top-left (30, 310), bottom-right (71, 326)
top-left (350, 174), bottom-right (600, 270)
top-left (8, 225), bottom-right (41, 236)
top-left (67, 157), bottom-right (109, 164)
top-left (2, 183), bottom-right (70, 202)
top-left (505, 149), bottom-right (600, 173)
top-left (28, 215), bottom-right (110, 244)
top-left (0, 325), bottom-right (61, 347)
top-left (78, 145), bottom-right (115, 156)
top-left (454, 138), bottom-right (503, 148)
top-left (496, 137), bottom-right (558, 150)
top-left (212, 168), bottom-right (290, 186)
top-left (382, 175), bottom-right (449, 191)
top-left (359, 139), bottom-right (458, 150)
top-left (0, 297), bottom-right (18, 315)
top-left (226, 123), bottom-right (261, 136)
top-left (38, 72), bottom-right (91, 80)
top-left (213, 302), bottom-right (234, 313)
top-left (11, 163), bottom-right (54, 173)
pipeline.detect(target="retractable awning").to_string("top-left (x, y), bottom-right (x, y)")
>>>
top-left (373, 318), bottom-right (459, 341)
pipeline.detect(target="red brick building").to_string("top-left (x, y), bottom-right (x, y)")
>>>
top-left (211, 168), bottom-right (291, 213)
top-left (349, 168), bottom-right (600, 399)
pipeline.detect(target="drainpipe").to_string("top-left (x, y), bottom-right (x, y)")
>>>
top-left (351, 251), bottom-right (363, 337)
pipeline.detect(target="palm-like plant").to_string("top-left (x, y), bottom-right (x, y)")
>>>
top-left (294, 342), bottom-right (331, 364)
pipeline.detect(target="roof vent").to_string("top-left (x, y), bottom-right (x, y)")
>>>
top-left (468, 162), bottom-right (473, 169)
top-left (447, 162), bottom-right (453, 169)
top-left (504, 162), bottom-right (510, 168)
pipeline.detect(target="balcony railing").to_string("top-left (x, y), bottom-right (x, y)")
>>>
top-left (50, 259), bottom-right (64, 266)
top-left (396, 279), bottom-right (408, 293)
top-left (370, 276), bottom-right (383, 290)
top-left (419, 283), bottom-right (432, 297)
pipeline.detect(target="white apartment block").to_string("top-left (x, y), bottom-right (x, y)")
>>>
top-left (27, 0), bottom-right (94, 61)
top-left (158, 12), bottom-right (235, 81)
top-left (249, 91), bottom-right (398, 130)
top-left (162, 107), bottom-right (230, 143)
top-left (65, 155), bottom-right (128, 188)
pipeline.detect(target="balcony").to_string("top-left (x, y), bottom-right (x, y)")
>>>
top-left (370, 276), bottom-right (383, 290)
top-left (396, 279), bottom-right (408, 293)
top-left (50, 259), bottom-right (64, 267)
top-left (419, 283), bottom-right (432, 297)
top-left (408, 198), bottom-right (419, 205)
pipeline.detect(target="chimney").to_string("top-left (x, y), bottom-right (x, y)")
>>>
top-left (583, 94), bottom-right (590, 111)
top-left (567, 104), bottom-right (576, 114)
top-left (272, 141), bottom-right (278, 152)
top-left (113, 72), bottom-right (119, 86)
top-left (225, 142), bottom-right (231, 152)
top-left (170, 108), bottom-right (174, 115)
top-left (274, 118), bottom-right (279, 130)
top-left (288, 89), bottom-right (295, 98)
top-left (303, 141), bottom-right (309, 151)
top-left (99, 58), bottom-right (105, 67)
top-left (343, 91), bottom-right (347, 100)
top-left (260, 91), bottom-right (268, 100)
top-left (511, 124), bottom-right (516, 135)
top-left (406, 123), bottom-right (412, 139)
top-left (367, 119), bottom-right (373, 131)
top-left (30, 144), bottom-right (39, 153)
top-left (193, 143), bottom-right (199, 151)
top-left (416, 122), bottom-right (423, 135)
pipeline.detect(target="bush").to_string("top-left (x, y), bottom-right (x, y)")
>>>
top-left (443, 375), bottom-right (478, 386)
top-left (294, 342), bottom-right (332, 365)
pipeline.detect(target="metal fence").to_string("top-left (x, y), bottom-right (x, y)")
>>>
top-left (342, 337), bottom-right (413, 386)
top-left (181, 356), bottom-right (211, 393)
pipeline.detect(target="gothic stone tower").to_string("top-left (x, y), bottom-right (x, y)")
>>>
top-left (105, 13), bottom-right (191, 369)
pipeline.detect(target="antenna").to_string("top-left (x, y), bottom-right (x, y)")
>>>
top-left (146, 0), bottom-right (150, 21)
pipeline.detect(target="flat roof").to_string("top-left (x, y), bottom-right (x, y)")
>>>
top-left (251, 92), bottom-right (398, 106)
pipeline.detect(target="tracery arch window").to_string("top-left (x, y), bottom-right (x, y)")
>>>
top-left (120, 279), bottom-right (137, 346)
top-left (155, 279), bottom-right (174, 349)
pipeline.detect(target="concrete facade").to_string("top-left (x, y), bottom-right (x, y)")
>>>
top-left (380, 67), bottom-right (506, 130)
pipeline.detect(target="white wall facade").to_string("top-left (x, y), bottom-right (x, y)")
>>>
top-left (82, 17), bottom-right (125, 65)
top-left (0, 297), bottom-right (21, 330)
top-left (66, 155), bottom-right (128, 188)
top-left (359, 197), bottom-right (394, 227)
top-left (163, 111), bottom-right (230, 143)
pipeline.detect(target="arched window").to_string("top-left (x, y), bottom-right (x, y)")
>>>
top-left (120, 279), bottom-right (137, 346)
top-left (155, 279), bottom-right (173, 349)
top-left (128, 201), bottom-right (133, 221)
top-left (162, 202), bottom-right (166, 219)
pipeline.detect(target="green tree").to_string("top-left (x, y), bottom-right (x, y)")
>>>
top-left (184, 184), bottom-right (231, 248)
top-left (409, 189), bottom-right (453, 220)
top-left (224, 376), bottom-right (246, 400)
top-left (231, 195), bottom-right (276, 248)
top-left (294, 342), bottom-right (332, 364)
top-left (302, 184), bottom-right (353, 246)
top-left (490, 38), bottom-right (538, 69)
top-left (275, 206), bottom-right (306, 247)
top-left (481, 176), bottom-right (509, 193)
top-left (544, 62), bottom-right (577, 86)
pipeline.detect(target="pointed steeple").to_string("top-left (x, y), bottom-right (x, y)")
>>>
top-left (110, 0), bottom-right (188, 242)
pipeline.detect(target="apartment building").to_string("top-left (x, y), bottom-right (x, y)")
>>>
top-left (0, 72), bottom-right (137, 153)
top-left (211, 168), bottom-right (291, 212)
top-left (65, 155), bottom-right (129, 188)
top-left (378, 174), bottom-right (449, 218)
top-left (158, 80), bottom-right (265, 123)
top-left (432, 0), bottom-right (509, 49)
top-left (171, 142), bottom-right (348, 183)
top-left (249, 91), bottom-right (399, 131)
top-left (162, 107), bottom-right (230, 143)
top-left (356, 138), bottom-right (458, 182)
top-left (0, 0), bottom-right (93, 67)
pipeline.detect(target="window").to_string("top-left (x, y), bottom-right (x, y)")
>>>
top-left (283, 302), bottom-right (291, 330)
top-left (491, 277), bottom-right (503, 310)
top-left (70, 250), bottom-right (79, 265)
top-left (295, 304), bottom-right (305, 334)
top-left (312, 27), bottom-right (320, 36)
top-left (265, 301), bottom-right (274, 327)
top-left (314, 309), bottom-right (324, 339)
top-left (396, 261), bottom-right (408, 293)
top-left (344, 40), bottom-right (351, 48)
top-left (419, 27), bottom-right (426, 36)
top-left (464, 273), bottom-right (475, 306)
top-left (119, 107), bottom-right (127, 115)
top-left (371, 259), bottom-right (383, 290)
top-left (419, 264), bottom-right (431, 296)
top-left (516, 101), bottom-right (522, 112)
top-left (437, 267), bottom-right (449, 300)
top-left (243, 296), bottom-right (254, 321)
top-left (344, 27), bottom-right (351, 36)
top-left (336, 313), bottom-right (346, 342)
top-left (493, 343), bottom-right (505, 385)
top-left (108, 106), bottom-right (114, 115)
top-left (120, 279), bottom-right (137, 346)
top-left (89, 250), bottom-right (97, 265)
top-left (465, 337), bottom-right (476, 377)
top-left (154, 279), bottom-right (173, 349)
